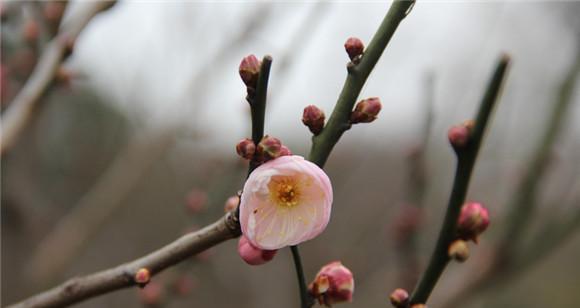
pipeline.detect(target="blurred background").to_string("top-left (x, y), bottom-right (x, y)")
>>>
top-left (2, 1), bottom-right (579, 307)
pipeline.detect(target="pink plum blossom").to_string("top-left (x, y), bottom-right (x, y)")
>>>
top-left (240, 155), bottom-right (333, 250)
top-left (237, 235), bottom-right (277, 265)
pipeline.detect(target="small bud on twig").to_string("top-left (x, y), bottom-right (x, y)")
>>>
top-left (134, 268), bottom-right (151, 286)
top-left (350, 97), bottom-right (382, 124)
top-left (344, 37), bottom-right (364, 62)
top-left (256, 135), bottom-right (282, 160)
top-left (457, 202), bottom-right (490, 243)
top-left (236, 138), bottom-right (256, 160)
top-left (237, 235), bottom-right (277, 265)
top-left (448, 239), bottom-right (470, 262)
top-left (448, 119), bottom-right (475, 150)
top-left (302, 105), bottom-right (326, 135)
top-left (389, 288), bottom-right (409, 308)
top-left (224, 195), bottom-right (239, 213)
top-left (309, 261), bottom-right (354, 306)
top-left (239, 54), bottom-right (261, 89)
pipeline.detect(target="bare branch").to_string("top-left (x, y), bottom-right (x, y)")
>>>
top-left (0, 1), bottom-right (116, 154)
top-left (7, 213), bottom-right (240, 308)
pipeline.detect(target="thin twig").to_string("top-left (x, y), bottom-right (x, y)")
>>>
top-left (409, 55), bottom-right (511, 305)
top-left (440, 50), bottom-right (580, 308)
top-left (7, 212), bottom-right (241, 308)
top-left (0, 1), bottom-right (116, 154)
top-left (308, 0), bottom-right (415, 167)
top-left (248, 56), bottom-right (273, 174)
top-left (291, 245), bottom-right (313, 308)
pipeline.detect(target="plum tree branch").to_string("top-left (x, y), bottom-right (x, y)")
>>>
top-left (6, 212), bottom-right (241, 308)
top-left (0, 1), bottom-right (116, 154)
top-left (9, 1), bottom-right (414, 306)
top-left (409, 55), bottom-right (511, 305)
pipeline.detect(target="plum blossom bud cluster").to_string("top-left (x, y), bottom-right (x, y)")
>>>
top-left (237, 235), bottom-right (277, 265)
top-left (344, 37), bottom-right (364, 62)
top-left (389, 288), bottom-right (409, 308)
top-left (309, 261), bottom-right (354, 306)
top-left (302, 105), bottom-right (325, 135)
top-left (240, 155), bottom-right (332, 249)
top-left (457, 202), bottom-right (490, 243)
top-left (351, 97), bottom-right (382, 124)
top-left (235, 135), bottom-right (292, 164)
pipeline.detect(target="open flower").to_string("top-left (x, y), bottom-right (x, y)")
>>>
top-left (240, 155), bottom-right (332, 250)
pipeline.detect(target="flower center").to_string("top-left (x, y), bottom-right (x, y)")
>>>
top-left (270, 177), bottom-right (300, 207)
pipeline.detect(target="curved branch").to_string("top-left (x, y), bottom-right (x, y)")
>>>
top-left (0, 1), bottom-right (116, 154)
top-left (7, 213), bottom-right (240, 308)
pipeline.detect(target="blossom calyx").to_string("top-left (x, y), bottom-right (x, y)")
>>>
top-left (236, 138), bottom-right (256, 160)
top-left (389, 288), bottom-right (409, 308)
top-left (344, 37), bottom-right (364, 62)
top-left (237, 235), bottom-right (277, 265)
top-left (350, 97), bottom-right (382, 124)
top-left (302, 105), bottom-right (325, 135)
top-left (309, 261), bottom-right (354, 306)
top-left (239, 55), bottom-right (261, 89)
top-left (457, 202), bottom-right (490, 243)
top-left (448, 239), bottom-right (470, 262)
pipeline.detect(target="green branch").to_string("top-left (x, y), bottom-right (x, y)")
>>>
top-left (308, 0), bottom-right (415, 167)
top-left (409, 55), bottom-right (511, 305)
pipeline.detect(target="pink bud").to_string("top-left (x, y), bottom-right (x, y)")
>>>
top-left (256, 135), bottom-right (282, 160)
top-left (350, 97), bottom-right (382, 123)
top-left (236, 138), bottom-right (256, 160)
top-left (279, 145), bottom-right (292, 157)
top-left (457, 202), bottom-right (490, 243)
top-left (138, 281), bottom-right (163, 305)
top-left (185, 189), bottom-right (207, 214)
top-left (239, 54), bottom-right (261, 88)
top-left (309, 261), bottom-right (354, 306)
top-left (302, 105), bottom-right (325, 135)
top-left (344, 37), bottom-right (364, 61)
top-left (389, 288), bottom-right (409, 308)
top-left (237, 235), bottom-right (277, 265)
top-left (448, 125), bottom-right (470, 149)
top-left (224, 195), bottom-right (239, 213)
top-left (134, 268), bottom-right (151, 286)
top-left (448, 239), bottom-right (470, 262)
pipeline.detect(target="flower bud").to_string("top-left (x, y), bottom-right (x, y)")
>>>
top-left (279, 145), bottom-right (292, 157)
top-left (237, 235), bottom-right (277, 265)
top-left (236, 138), bottom-right (256, 160)
top-left (239, 55), bottom-right (261, 88)
top-left (448, 239), bottom-right (470, 262)
top-left (256, 135), bottom-right (282, 160)
top-left (138, 281), bottom-right (163, 306)
top-left (302, 105), bottom-right (325, 135)
top-left (344, 37), bottom-right (364, 61)
top-left (448, 125), bottom-right (470, 149)
top-left (389, 288), bottom-right (409, 308)
top-left (350, 97), bottom-right (382, 123)
top-left (309, 261), bottom-right (354, 306)
top-left (224, 195), bottom-right (239, 213)
top-left (134, 268), bottom-right (151, 286)
top-left (457, 202), bottom-right (490, 243)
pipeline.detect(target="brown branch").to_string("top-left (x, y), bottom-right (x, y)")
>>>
top-left (7, 212), bottom-right (241, 308)
top-left (0, 1), bottom-right (116, 154)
